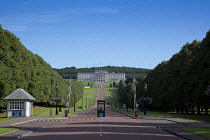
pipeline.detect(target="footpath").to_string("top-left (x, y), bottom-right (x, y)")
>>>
top-left (0, 109), bottom-right (90, 140)
top-left (115, 108), bottom-right (210, 140)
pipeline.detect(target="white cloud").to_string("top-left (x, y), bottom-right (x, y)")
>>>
top-left (0, 7), bottom-right (122, 31)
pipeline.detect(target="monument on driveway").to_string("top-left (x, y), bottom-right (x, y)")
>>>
top-left (4, 88), bottom-right (36, 117)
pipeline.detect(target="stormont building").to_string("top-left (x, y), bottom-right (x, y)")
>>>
top-left (77, 70), bottom-right (125, 83)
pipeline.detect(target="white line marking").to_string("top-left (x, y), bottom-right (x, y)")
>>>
top-left (10, 119), bottom-right (37, 126)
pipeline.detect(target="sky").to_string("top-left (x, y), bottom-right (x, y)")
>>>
top-left (0, 0), bottom-right (210, 69)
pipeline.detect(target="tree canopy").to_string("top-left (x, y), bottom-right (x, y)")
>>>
top-left (136, 30), bottom-right (210, 114)
top-left (0, 25), bottom-right (70, 107)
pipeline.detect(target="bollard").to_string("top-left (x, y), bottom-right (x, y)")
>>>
top-left (65, 109), bottom-right (68, 117)
top-left (135, 109), bottom-right (138, 117)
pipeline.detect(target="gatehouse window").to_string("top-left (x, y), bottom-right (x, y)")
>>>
top-left (9, 101), bottom-right (25, 110)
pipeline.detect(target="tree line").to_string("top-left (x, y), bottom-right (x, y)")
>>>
top-left (0, 25), bottom-right (84, 111)
top-left (118, 30), bottom-right (210, 115)
top-left (54, 66), bottom-right (150, 80)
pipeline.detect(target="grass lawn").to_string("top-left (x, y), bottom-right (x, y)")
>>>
top-left (148, 111), bottom-right (210, 123)
top-left (0, 117), bottom-right (24, 122)
top-left (0, 127), bottom-right (20, 135)
top-left (182, 127), bottom-right (210, 138)
top-left (33, 106), bottom-right (65, 116)
top-left (75, 83), bottom-right (97, 108)
top-left (42, 107), bottom-right (93, 118)
top-left (112, 107), bottom-right (160, 119)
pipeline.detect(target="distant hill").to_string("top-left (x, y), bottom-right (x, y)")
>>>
top-left (53, 66), bottom-right (151, 80)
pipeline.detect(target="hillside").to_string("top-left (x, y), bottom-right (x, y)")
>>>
top-left (54, 66), bottom-right (151, 80)
top-left (0, 25), bottom-right (68, 108)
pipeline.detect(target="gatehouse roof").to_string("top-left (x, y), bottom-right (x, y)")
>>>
top-left (4, 88), bottom-right (36, 101)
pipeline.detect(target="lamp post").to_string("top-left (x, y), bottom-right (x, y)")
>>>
top-left (119, 96), bottom-right (121, 110)
top-left (50, 74), bottom-right (53, 116)
top-left (55, 83), bottom-right (59, 115)
top-left (144, 83), bottom-right (147, 115)
top-left (86, 97), bottom-right (87, 108)
top-left (74, 92), bottom-right (76, 111)
top-left (81, 95), bottom-right (83, 109)
top-left (127, 93), bottom-right (129, 111)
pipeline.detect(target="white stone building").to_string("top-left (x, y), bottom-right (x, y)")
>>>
top-left (77, 70), bottom-right (125, 82)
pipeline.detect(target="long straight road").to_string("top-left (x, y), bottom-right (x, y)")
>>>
top-left (19, 83), bottom-right (182, 140)
top-left (97, 82), bottom-right (105, 100)
top-left (19, 107), bottom-right (182, 140)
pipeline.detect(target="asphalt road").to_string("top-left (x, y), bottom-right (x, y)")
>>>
top-left (19, 83), bottom-right (182, 140)
top-left (97, 82), bottom-right (104, 100)
top-left (19, 107), bottom-right (182, 140)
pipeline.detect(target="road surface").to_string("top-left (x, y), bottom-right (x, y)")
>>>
top-left (18, 106), bottom-right (183, 140)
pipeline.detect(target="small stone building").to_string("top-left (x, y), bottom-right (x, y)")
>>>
top-left (4, 89), bottom-right (36, 117)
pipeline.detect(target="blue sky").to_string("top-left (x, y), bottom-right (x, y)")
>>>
top-left (0, 0), bottom-right (210, 69)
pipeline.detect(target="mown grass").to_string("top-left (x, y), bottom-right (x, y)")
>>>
top-left (148, 111), bottom-right (210, 124)
top-left (42, 107), bottom-right (93, 118)
top-left (33, 107), bottom-right (59, 116)
top-left (112, 107), bottom-right (160, 119)
top-left (75, 82), bottom-right (97, 108)
top-left (0, 127), bottom-right (20, 135)
top-left (0, 117), bottom-right (24, 122)
top-left (182, 127), bottom-right (210, 138)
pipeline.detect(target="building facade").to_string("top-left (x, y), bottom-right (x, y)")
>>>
top-left (77, 70), bottom-right (125, 82)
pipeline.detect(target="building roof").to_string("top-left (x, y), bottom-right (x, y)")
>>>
top-left (4, 89), bottom-right (36, 101)
top-left (95, 70), bottom-right (108, 73)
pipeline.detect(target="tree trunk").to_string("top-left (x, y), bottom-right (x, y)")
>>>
top-left (205, 105), bottom-right (208, 115)
top-left (185, 105), bottom-right (189, 114)
top-left (191, 105), bottom-right (194, 114)
top-left (197, 105), bottom-right (201, 115)
top-left (181, 105), bottom-right (184, 114)
top-left (176, 106), bottom-right (179, 114)
top-left (201, 106), bottom-right (204, 112)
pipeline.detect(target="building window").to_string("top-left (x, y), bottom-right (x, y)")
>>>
top-left (9, 101), bottom-right (24, 110)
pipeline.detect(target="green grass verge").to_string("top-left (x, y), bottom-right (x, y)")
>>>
top-left (75, 84), bottom-right (97, 108)
top-left (0, 127), bottom-right (20, 135)
top-left (0, 117), bottom-right (24, 122)
top-left (112, 107), bottom-right (160, 119)
top-left (148, 111), bottom-right (210, 123)
top-left (33, 107), bottom-right (66, 116)
top-left (42, 107), bottom-right (93, 118)
top-left (182, 127), bottom-right (210, 138)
